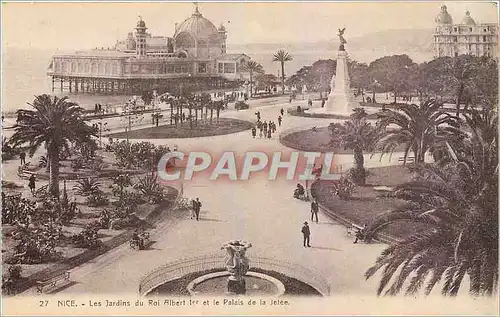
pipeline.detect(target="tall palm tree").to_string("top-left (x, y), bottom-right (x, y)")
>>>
top-left (243, 60), bottom-right (264, 98)
top-left (375, 99), bottom-right (458, 164)
top-left (364, 108), bottom-right (498, 296)
top-left (328, 109), bottom-right (378, 185)
top-left (10, 95), bottom-right (95, 197)
top-left (273, 49), bottom-right (293, 95)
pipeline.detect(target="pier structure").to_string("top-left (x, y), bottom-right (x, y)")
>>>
top-left (47, 5), bottom-right (251, 95)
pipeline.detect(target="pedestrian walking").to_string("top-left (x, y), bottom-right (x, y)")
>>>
top-left (194, 198), bottom-right (202, 221)
top-left (259, 129), bottom-right (263, 139)
top-left (263, 121), bottom-right (268, 134)
top-left (267, 128), bottom-right (272, 139)
top-left (190, 199), bottom-right (196, 219)
top-left (301, 221), bottom-right (311, 247)
top-left (28, 174), bottom-right (36, 195)
top-left (278, 115), bottom-right (282, 126)
top-left (19, 152), bottom-right (26, 165)
top-left (308, 99), bottom-right (313, 107)
top-left (251, 126), bottom-right (256, 138)
top-left (280, 108), bottom-right (284, 116)
top-left (311, 199), bottom-right (319, 223)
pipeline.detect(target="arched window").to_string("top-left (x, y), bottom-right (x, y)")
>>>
top-left (98, 63), bottom-right (105, 74)
top-left (91, 63), bottom-right (98, 74)
top-left (71, 61), bottom-right (76, 72)
top-left (175, 32), bottom-right (196, 48)
top-left (84, 62), bottom-right (90, 73)
top-left (55, 61), bottom-right (61, 72)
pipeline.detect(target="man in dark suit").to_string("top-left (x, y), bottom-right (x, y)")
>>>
top-left (301, 222), bottom-right (311, 247)
top-left (311, 199), bottom-right (319, 223)
top-left (194, 198), bottom-right (202, 221)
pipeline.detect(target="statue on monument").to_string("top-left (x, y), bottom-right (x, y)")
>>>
top-left (338, 28), bottom-right (347, 51)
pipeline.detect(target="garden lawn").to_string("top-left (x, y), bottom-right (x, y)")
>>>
top-left (311, 165), bottom-right (427, 239)
top-left (107, 118), bottom-right (253, 139)
top-left (288, 108), bottom-right (379, 120)
top-left (281, 126), bottom-right (406, 153)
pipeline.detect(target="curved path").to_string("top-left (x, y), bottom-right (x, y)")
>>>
top-left (23, 98), bottom-right (402, 296)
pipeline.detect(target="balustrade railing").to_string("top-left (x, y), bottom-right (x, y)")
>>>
top-left (138, 253), bottom-right (330, 297)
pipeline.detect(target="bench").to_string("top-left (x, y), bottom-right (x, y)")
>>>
top-left (36, 271), bottom-right (71, 293)
top-left (346, 223), bottom-right (364, 236)
top-left (398, 156), bottom-right (415, 163)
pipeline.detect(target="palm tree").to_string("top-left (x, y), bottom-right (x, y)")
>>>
top-left (243, 60), bottom-right (264, 98)
top-left (273, 50), bottom-right (293, 95)
top-left (215, 101), bottom-right (224, 124)
top-left (364, 108), bottom-right (498, 296)
top-left (328, 109), bottom-right (378, 185)
top-left (10, 95), bottom-right (95, 197)
top-left (375, 99), bottom-right (458, 164)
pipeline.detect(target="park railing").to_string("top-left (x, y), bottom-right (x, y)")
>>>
top-left (138, 253), bottom-right (330, 297)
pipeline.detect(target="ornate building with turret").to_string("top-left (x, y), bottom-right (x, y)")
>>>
top-left (433, 5), bottom-right (498, 58)
top-left (47, 6), bottom-right (251, 95)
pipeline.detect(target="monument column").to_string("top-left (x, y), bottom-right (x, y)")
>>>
top-left (310, 28), bottom-right (359, 116)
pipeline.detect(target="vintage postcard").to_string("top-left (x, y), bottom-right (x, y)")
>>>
top-left (1, 1), bottom-right (499, 316)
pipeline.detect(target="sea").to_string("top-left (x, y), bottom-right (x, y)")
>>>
top-left (1, 47), bottom-right (433, 116)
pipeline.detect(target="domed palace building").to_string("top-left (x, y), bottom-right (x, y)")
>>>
top-left (47, 5), bottom-right (251, 95)
top-left (433, 5), bottom-right (498, 58)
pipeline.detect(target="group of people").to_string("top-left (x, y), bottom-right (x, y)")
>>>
top-left (131, 228), bottom-right (149, 250)
top-left (250, 109), bottom-right (284, 140)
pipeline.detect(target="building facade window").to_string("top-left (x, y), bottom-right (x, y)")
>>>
top-left (198, 62), bottom-right (207, 73)
top-left (218, 63), bottom-right (223, 73)
top-left (224, 63), bottom-right (235, 73)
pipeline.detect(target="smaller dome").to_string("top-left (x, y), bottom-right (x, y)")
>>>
top-left (435, 5), bottom-right (453, 24)
top-left (462, 10), bottom-right (476, 25)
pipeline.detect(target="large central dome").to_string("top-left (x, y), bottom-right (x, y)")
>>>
top-left (174, 6), bottom-right (220, 43)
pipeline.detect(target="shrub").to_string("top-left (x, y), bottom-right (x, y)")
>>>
top-left (112, 191), bottom-right (144, 217)
top-left (8, 223), bottom-right (62, 264)
top-left (73, 178), bottom-right (101, 196)
top-left (71, 157), bottom-right (85, 170)
top-left (110, 141), bottom-right (170, 170)
top-left (2, 265), bottom-right (23, 295)
top-left (71, 222), bottom-right (102, 249)
top-left (135, 172), bottom-right (164, 203)
top-left (332, 176), bottom-right (356, 200)
top-left (85, 190), bottom-right (109, 207)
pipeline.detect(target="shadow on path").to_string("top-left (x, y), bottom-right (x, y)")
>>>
top-left (310, 246), bottom-right (343, 252)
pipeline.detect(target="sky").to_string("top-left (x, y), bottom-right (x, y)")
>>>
top-left (2, 1), bottom-right (498, 50)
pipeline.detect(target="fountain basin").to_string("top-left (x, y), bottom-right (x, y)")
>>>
top-left (187, 271), bottom-right (285, 296)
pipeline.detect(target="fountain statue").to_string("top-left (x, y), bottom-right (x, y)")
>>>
top-left (221, 240), bottom-right (252, 294)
